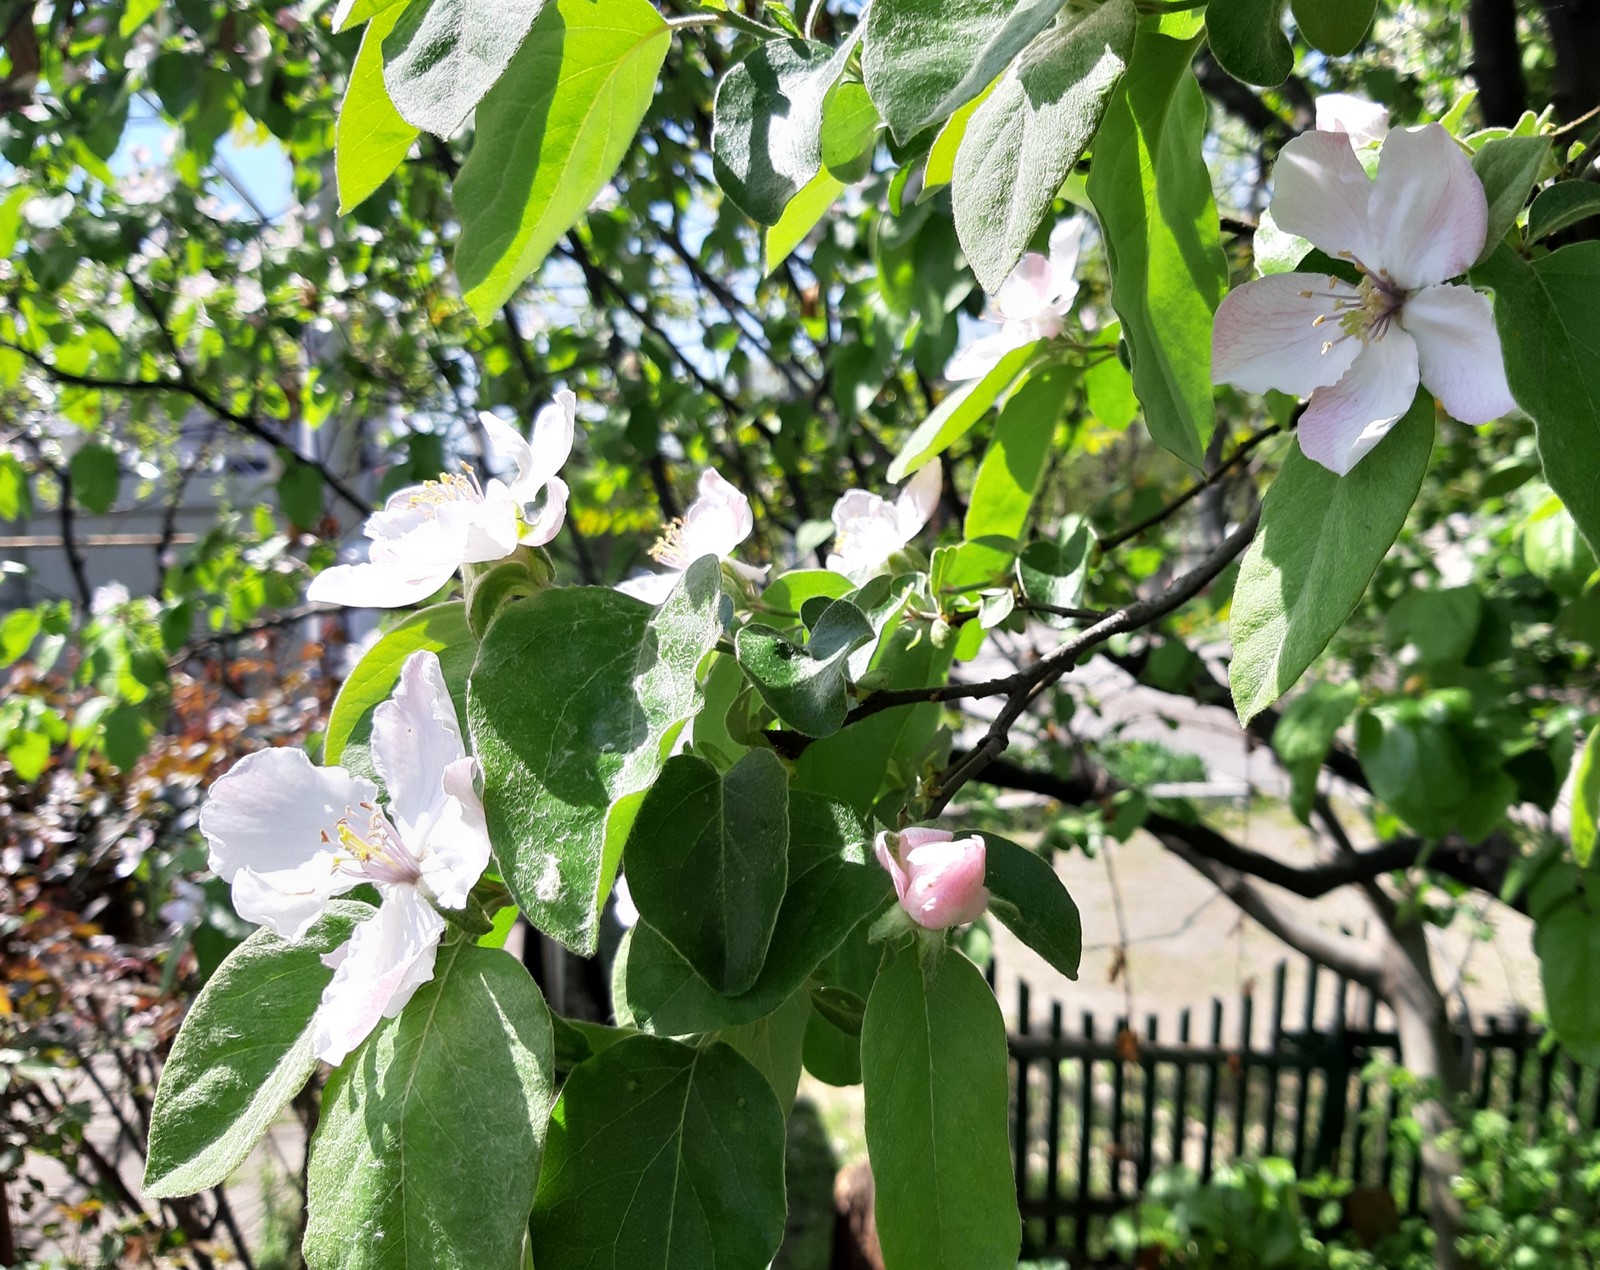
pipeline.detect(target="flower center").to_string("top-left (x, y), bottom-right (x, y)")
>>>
top-left (404, 464), bottom-right (483, 512)
top-left (327, 803), bottom-right (423, 886)
top-left (1302, 264), bottom-right (1410, 356)
top-left (649, 519), bottom-right (693, 570)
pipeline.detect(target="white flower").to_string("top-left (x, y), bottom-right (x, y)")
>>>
top-left (826, 460), bottom-right (942, 582)
top-left (1212, 124), bottom-right (1516, 475)
top-left (199, 651), bottom-right (490, 1065)
top-left (1315, 94), bottom-right (1390, 149)
top-left (22, 193), bottom-right (72, 230)
top-left (616, 468), bottom-right (768, 604)
top-left (90, 583), bottom-right (130, 617)
top-left (947, 217), bottom-right (1086, 381)
top-left (307, 391), bottom-right (576, 608)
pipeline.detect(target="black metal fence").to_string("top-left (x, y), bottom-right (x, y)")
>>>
top-left (1002, 955), bottom-right (1600, 1260)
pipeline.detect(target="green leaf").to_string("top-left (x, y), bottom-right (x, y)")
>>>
top-left (1356, 699), bottom-right (1513, 842)
top-left (1229, 397), bottom-right (1433, 725)
top-left (453, 0), bottom-right (670, 320)
top-left (616, 791), bottom-right (887, 1034)
top-left (762, 168), bottom-right (845, 274)
top-left (0, 608), bottom-right (41, 668)
top-left (304, 942), bottom-right (553, 1270)
top-left (822, 79), bottom-right (880, 183)
top-left (952, 0), bottom-right (1135, 292)
top-left (713, 39), bottom-right (847, 225)
top-left (802, 1004), bottom-right (861, 1085)
top-left (1018, 515), bottom-right (1095, 618)
top-left (955, 366), bottom-right (1075, 588)
top-left (1271, 680), bottom-right (1359, 822)
top-left (887, 341), bottom-right (1037, 482)
top-left (862, 946), bottom-right (1021, 1269)
top-left (331, 0), bottom-right (409, 33)
top-left (0, 449), bottom-right (32, 521)
top-left (861, 0), bottom-right (1071, 142)
top-left (1289, 0), bottom-right (1375, 55)
top-left (1385, 586), bottom-right (1483, 665)
top-left (624, 750), bottom-right (789, 995)
top-left (981, 832), bottom-right (1081, 980)
top-left (1534, 883), bottom-right (1600, 1064)
top-left (922, 82), bottom-right (993, 194)
top-left (1573, 726), bottom-right (1600, 868)
top-left (722, 990), bottom-right (811, 1115)
top-left (1470, 134), bottom-right (1551, 264)
top-left (276, 452), bottom-right (324, 530)
top-left (1475, 244), bottom-right (1600, 554)
top-left (1086, 22), bottom-right (1227, 469)
top-left (735, 598), bottom-right (875, 737)
top-left (336, 3), bottom-right (418, 213)
top-left (1528, 182), bottom-right (1600, 244)
top-left (531, 1036), bottom-right (787, 1270)
top-left (380, 0), bottom-right (548, 136)
top-left (323, 602), bottom-right (474, 776)
top-left (468, 561), bottom-right (724, 955)
top-left (69, 442), bottom-right (120, 514)
top-left (1205, 0), bottom-right (1291, 88)
top-left (144, 903), bottom-right (370, 1198)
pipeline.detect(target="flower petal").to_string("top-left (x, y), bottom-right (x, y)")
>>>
top-left (200, 748), bottom-right (376, 938)
top-left (995, 252), bottom-right (1055, 322)
top-left (372, 651), bottom-right (467, 842)
top-left (306, 560), bottom-right (457, 609)
top-left (615, 570), bottom-right (681, 605)
top-left (1211, 273), bottom-right (1364, 396)
top-left (1298, 332), bottom-right (1421, 475)
top-left (873, 831), bottom-right (910, 904)
top-left (416, 756), bottom-right (492, 911)
top-left (1315, 94), bottom-right (1389, 147)
top-left (1269, 130), bottom-right (1375, 264)
top-left (946, 325), bottom-right (1032, 382)
top-left (1399, 283), bottom-right (1517, 424)
top-left (311, 887), bottom-right (445, 1066)
top-left (478, 411), bottom-right (536, 496)
top-left (894, 458), bottom-right (942, 540)
top-left (1047, 217), bottom-right (1087, 301)
top-left (677, 469), bottom-right (754, 560)
top-left (521, 476), bottom-right (569, 547)
top-left (1369, 124), bottom-right (1486, 290)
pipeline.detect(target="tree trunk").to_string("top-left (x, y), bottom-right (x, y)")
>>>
top-left (1538, 0), bottom-right (1600, 123)
top-left (1468, 0), bottom-right (1529, 126)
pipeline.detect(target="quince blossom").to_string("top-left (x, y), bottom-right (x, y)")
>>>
top-left (875, 827), bottom-right (990, 930)
top-left (1212, 123), bottom-right (1515, 475)
top-left (199, 651), bottom-right (490, 1065)
top-left (827, 461), bottom-right (942, 582)
top-left (1315, 94), bottom-right (1390, 148)
top-left (947, 217), bottom-right (1086, 381)
top-left (617, 467), bottom-right (768, 604)
top-left (307, 392), bottom-right (576, 608)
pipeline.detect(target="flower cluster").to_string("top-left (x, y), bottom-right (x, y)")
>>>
top-left (947, 217), bottom-right (1086, 382)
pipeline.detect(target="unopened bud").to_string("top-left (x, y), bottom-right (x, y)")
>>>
top-left (873, 827), bottom-right (989, 930)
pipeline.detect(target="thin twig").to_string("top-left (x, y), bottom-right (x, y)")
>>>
top-left (1100, 424), bottom-right (1280, 552)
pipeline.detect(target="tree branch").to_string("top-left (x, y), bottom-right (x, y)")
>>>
top-left (1099, 424), bottom-right (1280, 552)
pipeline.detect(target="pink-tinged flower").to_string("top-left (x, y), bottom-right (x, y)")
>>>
top-left (1213, 124), bottom-right (1516, 475)
top-left (307, 392), bottom-right (576, 608)
top-left (874, 827), bottom-right (990, 930)
top-left (1315, 94), bottom-right (1389, 148)
top-left (947, 218), bottom-right (1086, 381)
top-left (199, 651), bottom-right (489, 1065)
top-left (827, 460), bottom-right (941, 582)
top-left (616, 467), bottom-right (768, 604)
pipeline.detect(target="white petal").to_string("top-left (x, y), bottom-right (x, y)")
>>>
top-left (1298, 333), bottom-right (1421, 475)
top-left (306, 560), bottom-right (457, 609)
top-left (1211, 273), bottom-right (1364, 396)
top-left (1047, 217), bottom-right (1087, 300)
top-left (200, 748), bottom-right (376, 938)
top-left (894, 459), bottom-right (942, 540)
top-left (478, 411), bottom-right (536, 495)
top-left (1369, 124), bottom-right (1486, 290)
top-left (416, 756), bottom-right (491, 911)
top-left (310, 889), bottom-right (445, 1066)
top-left (616, 570), bottom-right (681, 604)
top-left (523, 390), bottom-right (577, 497)
top-left (678, 469), bottom-right (753, 559)
top-left (372, 651), bottom-right (467, 841)
top-left (447, 483), bottom-right (524, 565)
top-left (1400, 283), bottom-right (1517, 425)
top-left (995, 253), bottom-right (1055, 322)
top-left (521, 476), bottom-right (569, 547)
top-left (946, 325), bottom-right (1031, 381)
top-left (1270, 130), bottom-right (1375, 264)
top-left (1315, 94), bottom-right (1390, 148)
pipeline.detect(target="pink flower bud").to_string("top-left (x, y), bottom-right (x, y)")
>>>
top-left (874, 827), bottom-right (990, 930)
